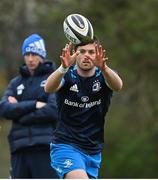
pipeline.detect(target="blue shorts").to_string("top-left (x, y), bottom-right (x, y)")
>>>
top-left (50, 143), bottom-right (101, 179)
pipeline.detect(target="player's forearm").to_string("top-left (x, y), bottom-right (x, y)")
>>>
top-left (102, 66), bottom-right (123, 91)
top-left (45, 65), bottom-right (67, 93)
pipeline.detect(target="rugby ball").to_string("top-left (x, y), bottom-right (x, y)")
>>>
top-left (63, 14), bottom-right (94, 44)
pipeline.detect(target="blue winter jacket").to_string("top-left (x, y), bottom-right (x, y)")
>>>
top-left (0, 61), bottom-right (58, 153)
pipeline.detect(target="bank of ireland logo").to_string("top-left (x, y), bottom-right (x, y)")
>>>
top-left (92, 80), bottom-right (101, 92)
top-left (17, 84), bottom-right (25, 95)
top-left (81, 96), bottom-right (89, 102)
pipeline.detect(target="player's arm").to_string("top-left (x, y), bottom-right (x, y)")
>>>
top-left (44, 66), bottom-right (67, 93)
top-left (101, 66), bottom-right (123, 91)
top-left (45, 42), bottom-right (79, 93)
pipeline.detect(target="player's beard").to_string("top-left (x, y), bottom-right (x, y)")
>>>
top-left (76, 62), bottom-right (96, 77)
top-left (76, 60), bottom-right (94, 71)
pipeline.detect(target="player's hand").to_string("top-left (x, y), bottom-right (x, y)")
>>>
top-left (92, 43), bottom-right (108, 70)
top-left (60, 42), bottom-right (79, 68)
top-left (8, 96), bottom-right (18, 103)
top-left (36, 101), bottom-right (46, 109)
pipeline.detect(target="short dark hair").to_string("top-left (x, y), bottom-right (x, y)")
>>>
top-left (74, 36), bottom-right (99, 51)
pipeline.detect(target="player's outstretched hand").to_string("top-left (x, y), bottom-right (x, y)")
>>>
top-left (92, 43), bottom-right (108, 70)
top-left (60, 42), bottom-right (79, 68)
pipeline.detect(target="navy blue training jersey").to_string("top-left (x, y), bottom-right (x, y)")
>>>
top-left (53, 66), bottom-right (113, 154)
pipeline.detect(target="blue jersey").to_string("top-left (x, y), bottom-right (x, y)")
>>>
top-left (53, 66), bottom-right (113, 154)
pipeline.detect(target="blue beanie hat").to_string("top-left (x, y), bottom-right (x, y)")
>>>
top-left (22, 34), bottom-right (46, 59)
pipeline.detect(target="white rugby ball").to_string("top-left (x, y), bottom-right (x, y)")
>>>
top-left (63, 14), bottom-right (94, 44)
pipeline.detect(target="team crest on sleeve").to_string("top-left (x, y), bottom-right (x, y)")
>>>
top-left (17, 84), bottom-right (25, 95)
top-left (92, 80), bottom-right (101, 92)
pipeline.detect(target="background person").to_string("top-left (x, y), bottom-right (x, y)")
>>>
top-left (0, 34), bottom-right (58, 178)
top-left (45, 40), bottom-right (123, 179)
